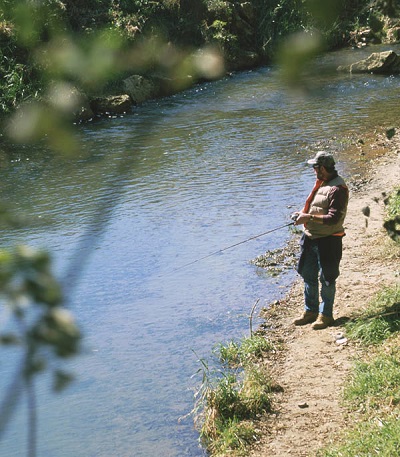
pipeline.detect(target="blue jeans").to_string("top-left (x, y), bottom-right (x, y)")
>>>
top-left (298, 239), bottom-right (337, 318)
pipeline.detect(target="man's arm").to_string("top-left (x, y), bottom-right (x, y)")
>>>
top-left (322, 185), bottom-right (348, 225)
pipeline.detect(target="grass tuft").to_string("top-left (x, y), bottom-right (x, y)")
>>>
top-left (345, 285), bottom-right (400, 345)
top-left (217, 334), bottom-right (275, 367)
top-left (208, 417), bottom-right (256, 456)
top-left (193, 334), bottom-right (275, 455)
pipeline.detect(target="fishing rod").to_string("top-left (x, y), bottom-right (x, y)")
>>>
top-left (163, 220), bottom-right (295, 276)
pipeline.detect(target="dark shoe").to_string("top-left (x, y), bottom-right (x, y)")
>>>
top-left (293, 311), bottom-right (318, 326)
top-left (311, 314), bottom-right (335, 330)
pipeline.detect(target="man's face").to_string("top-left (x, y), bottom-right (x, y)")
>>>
top-left (313, 164), bottom-right (327, 180)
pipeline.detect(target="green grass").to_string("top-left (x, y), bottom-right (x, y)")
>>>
top-left (197, 365), bottom-right (273, 456)
top-left (217, 334), bottom-right (275, 367)
top-left (193, 334), bottom-right (276, 456)
top-left (344, 350), bottom-right (400, 410)
top-left (318, 413), bottom-right (400, 457)
top-left (385, 187), bottom-right (400, 220)
top-left (208, 417), bottom-right (256, 457)
top-left (317, 190), bottom-right (400, 457)
top-left (343, 285), bottom-right (400, 411)
top-left (318, 283), bottom-right (400, 457)
top-left (240, 365), bottom-right (273, 415)
top-left (345, 285), bottom-right (400, 345)
top-left (383, 186), bottom-right (400, 243)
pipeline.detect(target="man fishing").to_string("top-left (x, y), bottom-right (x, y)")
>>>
top-left (293, 151), bottom-right (349, 330)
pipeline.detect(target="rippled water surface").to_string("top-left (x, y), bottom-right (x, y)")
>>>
top-left (1, 44), bottom-right (400, 457)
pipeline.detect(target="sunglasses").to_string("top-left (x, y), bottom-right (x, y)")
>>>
top-left (312, 164), bottom-right (321, 169)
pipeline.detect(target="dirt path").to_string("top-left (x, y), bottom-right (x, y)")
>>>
top-left (249, 133), bottom-right (400, 457)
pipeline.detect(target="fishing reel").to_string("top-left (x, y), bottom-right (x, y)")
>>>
top-left (291, 212), bottom-right (300, 222)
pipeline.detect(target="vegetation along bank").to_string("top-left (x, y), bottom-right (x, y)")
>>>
top-left (2, 0), bottom-right (400, 123)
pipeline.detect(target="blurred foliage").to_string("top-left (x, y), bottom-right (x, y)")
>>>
top-left (0, 244), bottom-right (81, 360)
top-left (0, 240), bottom-right (81, 450)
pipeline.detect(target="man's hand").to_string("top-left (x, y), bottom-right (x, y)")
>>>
top-left (294, 211), bottom-right (311, 225)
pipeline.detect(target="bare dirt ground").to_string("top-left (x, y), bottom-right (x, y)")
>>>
top-left (249, 130), bottom-right (400, 457)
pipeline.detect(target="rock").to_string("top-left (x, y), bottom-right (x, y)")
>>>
top-left (122, 74), bottom-right (195, 104)
top-left (47, 85), bottom-right (94, 122)
top-left (73, 101), bottom-right (94, 122)
top-left (336, 337), bottom-right (348, 346)
top-left (298, 402), bottom-right (309, 409)
top-left (357, 28), bottom-right (377, 43)
top-left (349, 28), bottom-right (382, 47)
top-left (385, 26), bottom-right (400, 43)
top-left (90, 95), bottom-right (132, 115)
top-left (123, 75), bottom-right (161, 104)
top-left (227, 50), bottom-right (261, 71)
top-left (152, 74), bottom-right (194, 97)
top-left (338, 50), bottom-right (400, 74)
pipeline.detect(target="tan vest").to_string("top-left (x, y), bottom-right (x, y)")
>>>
top-left (304, 175), bottom-right (348, 239)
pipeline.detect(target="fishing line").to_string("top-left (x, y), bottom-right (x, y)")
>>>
top-left (162, 221), bottom-right (295, 276)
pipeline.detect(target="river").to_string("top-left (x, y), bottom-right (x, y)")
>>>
top-left (1, 44), bottom-right (400, 457)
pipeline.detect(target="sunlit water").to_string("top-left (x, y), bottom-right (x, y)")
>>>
top-left (1, 44), bottom-right (400, 457)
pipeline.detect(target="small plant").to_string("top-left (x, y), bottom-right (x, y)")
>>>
top-left (209, 417), bottom-right (256, 456)
top-left (217, 334), bottom-right (275, 368)
top-left (239, 335), bottom-right (275, 363)
top-left (218, 340), bottom-right (241, 367)
top-left (195, 365), bottom-right (272, 455)
top-left (205, 0), bottom-right (233, 19)
top-left (240, 365), bottom-right (273, 415)
top-left (208, 20), bottom-right (237, 49)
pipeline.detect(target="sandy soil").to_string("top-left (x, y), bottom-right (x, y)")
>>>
top-left (249, 130), bottom-right (400, 457)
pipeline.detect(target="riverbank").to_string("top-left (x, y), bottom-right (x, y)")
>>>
top-left (249, 128), bottom-right (400, 457)
top-left (3, 1), bottom-right (400, 122)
